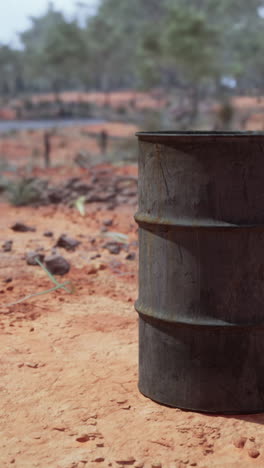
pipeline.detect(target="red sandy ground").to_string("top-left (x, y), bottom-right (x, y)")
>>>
top-left (11, 90), bottom-right (264, 112)
top-left (0, 122), bottom-right (139, 169)
top-left (1, 199), bottom-right (264, 468)
top-left (1, 119), bottom-right (264, 468)
top-left (11, 90), bottom-right (167, 111)
top-left (1, 91), bottom-right (264, 134)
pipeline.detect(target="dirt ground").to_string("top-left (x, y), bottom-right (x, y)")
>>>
top-left (1, 118), bottom-right (264, 468)
top-left (1, 194), bottom-right (264, 468)
top-left (12, 90), bottom-right (167, 111)
top-left (0, 122), bottom-right (139, 170)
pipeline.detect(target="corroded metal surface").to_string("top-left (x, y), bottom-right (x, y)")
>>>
top-left (135, 131), bottom-right (264, 413)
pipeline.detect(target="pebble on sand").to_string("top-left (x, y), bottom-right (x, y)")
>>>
top-left (104, 241), bottom-right (122, 255)
top-left (26, 250), bottom-right (45, 266)
top-left (11, 222), bottom-right (36, 232)
top-left (248, 448), bottom-right (260, 458)
top-left (233, 436), bottom-right (247, 449)
top-left (56, 233), bottom-right (81, 251)
top-left (43, 231), bottom-right (53, 237)
top-left (45, 254), bottom-right (71, 275)
top-left (115, 456), bottom-right (136, 465)
top-left (2, 240), bottom-right (13, 252)
top-left (76, 433), bottom-right (90, 443)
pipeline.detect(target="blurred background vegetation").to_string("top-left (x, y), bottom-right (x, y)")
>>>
top-left (0, 0), bottom-right (264, 130)
top-left (0, 0), bottom-right (264, 205)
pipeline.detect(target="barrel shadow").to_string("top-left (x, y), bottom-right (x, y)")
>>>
top-left (202, 411), bottom-right (264, 425)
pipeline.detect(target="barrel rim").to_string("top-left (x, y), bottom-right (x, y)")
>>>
top-left (136, 130), bottom-right (264, 137)
top-left (134, 212), bottom-right (264, 229)
top-left (135, 303), bottom-right (264, 329)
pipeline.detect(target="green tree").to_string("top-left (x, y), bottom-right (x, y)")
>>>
top-left (21, 3), bottom-right (88, 93)
top-left (85, 0), bottom-right (169, 91)
top-left (0, 45), bottom-right (24, 97)
top-left (164, 5), bottom-right (220, 122)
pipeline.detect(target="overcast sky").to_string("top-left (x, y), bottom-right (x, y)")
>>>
top-left (0, 0), bottom-right (99, 47)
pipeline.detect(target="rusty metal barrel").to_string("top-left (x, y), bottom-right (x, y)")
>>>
top-left (135, 131), bottom-right (264, 413)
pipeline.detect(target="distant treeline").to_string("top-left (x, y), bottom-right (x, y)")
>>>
top-left (0, 0), bottom-right (264, 101)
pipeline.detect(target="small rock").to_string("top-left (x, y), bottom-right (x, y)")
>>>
top-left (79, 458), bottom-right (89, 465)
top-left (87, 265), bottom-right (98, 275)
top-left (6, 285), bottom-right (14, 291)
top-left (93, 458), bottom-right (105, 463)
top-left (3, 277), bottom-right (12, 283)
top-left (26, 251), bottom-right (45, 266)
top-left (25, 362), bottom-right (39, 368)
top-left (11, 222), bottom-right (36, 232)
top-left (48, 188), bottom-right (64, 204)
top-left (126, 253), bottom-right (136, 261)
top-left (2, 240), bottom-right (13, 252)
top-left (96, 443), bottom-right (104, 447)
top-left (234, 436), bottom-right (247, 449)
top-left (86, 191), bottom-right (115, 203)
top-left (103, 219), bottom-right (113, 227)
top-left (152, 464), bottom-right (162, 468)
top-left (104, 242), bottom-right (121, 255)
top-left (116, 457), bottom-right (136, 465)
top-left (43, 231), bottom-right (53, 237)
top-left (56, 234), bottom-right (81, 251)
top-left (248, 448), bottom-right (260, 458)
top-left (91, 254), bottom-right (101, 260)
top-left (76, 434), bottom-right (90, 443)
top-left (72, 181), bottom-right (92, 194)
top-left (45, 254), bottom-right (70, 276)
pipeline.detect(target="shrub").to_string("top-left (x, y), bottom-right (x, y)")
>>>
top-left (7, 177), bottom-right (44, 206)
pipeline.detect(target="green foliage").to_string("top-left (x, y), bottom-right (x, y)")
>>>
top-left (74, 196), bottom-right (86, 216)
top-left (0, 45), bottom-right (24, 96)
top-left (20, 3), bottom-right (88, 91)
top-left (4, 258), bottom-right (74, 308)
top-left (0, 175), bottom-right (9, 193)
top-left (7, 178), bottom-right (43, 206)
top-left (36, 258), bottom-right (74, 294)
top-left (0, 0), bottom-right (264, 98)
top-left (164, 6), bottom-right (220, 82)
